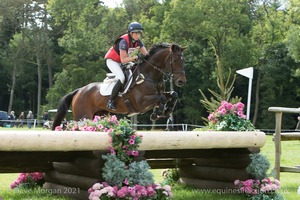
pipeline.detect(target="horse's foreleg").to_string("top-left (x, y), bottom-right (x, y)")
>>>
top-left (164, 91), bottom-right (179, 116)
top-left (150, 94), bottom-right (168, 121)
top-left (156, 95), bottom-right (168, 116)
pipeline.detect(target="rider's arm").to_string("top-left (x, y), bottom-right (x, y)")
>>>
top-left (138, 40), bottom-right (148, 55)
top-left (120, 50), bottom-right (137, 64)
top-left (119, 39), bottom-right (137, 64)
top-left (140, 46), bottom-right (148, 55)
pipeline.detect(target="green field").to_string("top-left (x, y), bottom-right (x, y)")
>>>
top-left (0, 128), bottom-right (299, 199)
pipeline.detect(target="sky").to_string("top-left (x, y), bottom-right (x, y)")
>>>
top-left (102, 0), bottom-right (123, 8)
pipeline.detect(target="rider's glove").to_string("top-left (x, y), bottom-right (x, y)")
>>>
top-left (138, 54), bottom-right (146, 60)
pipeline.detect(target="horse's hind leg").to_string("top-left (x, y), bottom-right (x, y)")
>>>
top-left (72, 98), bottom-right (94, 121)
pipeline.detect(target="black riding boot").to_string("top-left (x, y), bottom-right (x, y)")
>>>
top-left (107, 80), bottom-right (122, 110)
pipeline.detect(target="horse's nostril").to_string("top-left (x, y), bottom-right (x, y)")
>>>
top-left (176, 80), bottom-right (184, 87)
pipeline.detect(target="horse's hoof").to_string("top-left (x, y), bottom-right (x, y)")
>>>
top-left (165, 108), bottom-right (173, 115)
top-left (150, 113), bottom-right (158, 121)
top-left (156, 110), bottom-right (163, 116)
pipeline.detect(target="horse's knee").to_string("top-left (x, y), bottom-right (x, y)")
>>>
top-left (170, 91), bottom-right (178, 99)
top-left (159, 95), bottom-right (168, 103)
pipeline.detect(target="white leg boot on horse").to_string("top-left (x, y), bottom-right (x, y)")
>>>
top-left (107, 80), bottom-right (123, 111)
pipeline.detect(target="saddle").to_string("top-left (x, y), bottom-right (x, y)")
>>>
top-left (99, 62), bottom-right (144, 96)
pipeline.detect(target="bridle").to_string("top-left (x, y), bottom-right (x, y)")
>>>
top-left (142, 50), bottom-right (185, 81)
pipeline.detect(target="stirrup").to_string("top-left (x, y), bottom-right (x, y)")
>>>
top-left (136, 74), bottom-right (145, 85)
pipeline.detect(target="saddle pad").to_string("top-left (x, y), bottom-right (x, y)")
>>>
top-left (99, 80), bottom-right (117, 96)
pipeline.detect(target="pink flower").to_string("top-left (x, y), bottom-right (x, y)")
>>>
top-left (92, 190), bottom-right (102, 196)
top-left (117, 186), bottom-right (128, 198)
top-left (97, 124), bottom-right (104, 130)
top-left (83, 126), bottom-right (94, 131)
top-left (109, 115), bottom-right (118, 122)
top-left (154, 183), bottom-right (162, 189)
top-left (88, 188), bottom-right (94, 194)
top-left (128, 186), bottom-right (136, 197)
top-left (107, 128), bottom-right (114, 133)
top-left (235, 102), bottom-right (245, 111)
top-left (31, 172), bottom-right (43, 181)
top-left (89, 192), bottom-right (100, 200)
top-left (147, 186), bottom-right (155, 197)
top-left (252, 189), bottom-right (258, 195)
top-left (163, 185), bottom-right (171, 192)
top-left (234, 180), bottom-right (240, 185)
top-left (10, 183), bottom-right (16, 189)
top-left (131, 150), bottom-right (139, 157)
top-left (124, 179), bottom-right (129, 185)
top-left (109, 147), bottom-right (116, 155)
top-left (237, 111), bottom-right (244, 117)
top-left (129, 139), bottom-right (135, 145)
top-left (93, 116), bottom-right (101, 122)
top-left (225, 103), bottom-right (234, 111)
top-left (140, 188), bottom-right (148, 197)
top-left (208, 113), bottom-right (216, 121)
top-left (54, 126), bottom-right (62, 131)
top-left (92, 183), bottom-right (103, 190)
top-left (130, 134), bottom-right (136, 139)
top-left (218, 108), bottom-right (227, 115)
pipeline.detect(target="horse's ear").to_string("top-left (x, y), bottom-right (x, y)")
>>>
top-left (171, 44), bottom-right (187, 52)
top-left (171, 44), bottom-right (181, 52)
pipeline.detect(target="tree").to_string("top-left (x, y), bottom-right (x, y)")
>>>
top-left (6, 34), bottom-right (28, 113)
top-left (160, 0), bottom-right (253, 124)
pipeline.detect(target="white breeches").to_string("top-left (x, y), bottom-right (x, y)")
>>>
top-left (106, 59), bottom-right (125, 84)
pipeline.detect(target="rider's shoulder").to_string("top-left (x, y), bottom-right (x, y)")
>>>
top-left (119, 39), bottom-right (128, 50)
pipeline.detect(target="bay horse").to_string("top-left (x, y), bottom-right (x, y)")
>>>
top-left (52, 43), bottom-right (186, 130)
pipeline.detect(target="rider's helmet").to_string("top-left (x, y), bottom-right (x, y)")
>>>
top-left (128, 22), bottom-right (144, 33)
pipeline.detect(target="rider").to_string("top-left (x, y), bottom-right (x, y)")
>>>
top-left (105, 22), bottom-right (148, 110)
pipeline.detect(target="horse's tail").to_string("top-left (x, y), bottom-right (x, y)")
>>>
top-left (52, 89), bottom-right (79, 130)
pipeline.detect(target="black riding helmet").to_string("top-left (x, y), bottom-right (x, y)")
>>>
top-left (128, 22), bottom-right (144, 33)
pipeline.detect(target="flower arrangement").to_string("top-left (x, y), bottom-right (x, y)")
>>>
top-left (88, 182), bottom-right (172, 200)
top-left (234, 178), bottom-right (283, 199)
top-left (56, 115), bottom-right (172, 200)
top-left (60, 115), bottom-right (142, 163)
top-left (234, 153), bottom-right (284, 200)
top-left (206, 101), bottom-right (255, 131)
top-left (246, 153), bottom-right (270, 180)
top-left (10, 172), bottom-right (44, 190)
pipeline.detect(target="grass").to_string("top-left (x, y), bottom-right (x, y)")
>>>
top-left (0, 127), bottom-right (299, 199)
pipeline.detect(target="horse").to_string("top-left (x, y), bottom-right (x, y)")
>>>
top-left (52, 43), bottom-right (186, 130)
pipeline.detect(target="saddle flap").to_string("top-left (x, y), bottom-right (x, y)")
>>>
top-left (100, 69), bottom-right (133, 96)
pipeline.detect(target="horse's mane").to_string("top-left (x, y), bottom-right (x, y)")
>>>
top-left (145, 43), bottom-right (171, 59)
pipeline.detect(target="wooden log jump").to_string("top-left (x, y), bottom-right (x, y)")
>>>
top-left (0, 131), bottom-right (266, 151)
top-left (0, 130), bottom-right (267, 200)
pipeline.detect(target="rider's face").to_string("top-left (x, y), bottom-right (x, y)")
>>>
top-left (130, 32), bottom-right (142, 41)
